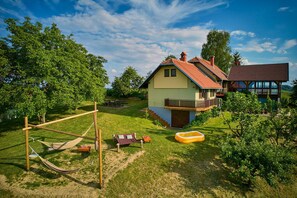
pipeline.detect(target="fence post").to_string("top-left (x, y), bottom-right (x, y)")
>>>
top-left (25, 116), bottom-right (30, 171)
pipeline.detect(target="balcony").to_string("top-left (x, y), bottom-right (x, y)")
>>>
top-left (164, 98), bottom-right (221, 111)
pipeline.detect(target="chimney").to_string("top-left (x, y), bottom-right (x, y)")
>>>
top-left (180, 51), bottom-right (187, 62)
top-left (210, 56), bottom-right (215, 66)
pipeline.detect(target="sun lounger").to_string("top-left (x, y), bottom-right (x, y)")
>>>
top-left (113, 133), bottom-right (143, 152)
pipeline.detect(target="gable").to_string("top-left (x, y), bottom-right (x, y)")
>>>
top-left (153, 66), bottom-right (188, 88)
top-left (140, 59), bottom-right (222, 90)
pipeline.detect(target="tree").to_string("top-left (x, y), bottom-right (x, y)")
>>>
top-left (221, 92), bottom-right (296, 187)
top-left (290, 79), bottom-right (297, 106)
top-left (222, 92), bottom-right (262, 137)
top-left (164, 54), bottom-right (176, 61)
top-left (201, 30), bottom-right (232, 72)
top-left (111, 66), bottom-right (144, 98)
top-left (0, 17), bottom-right (108, 121)
top-left (232, 51), bottom-right (242, 66)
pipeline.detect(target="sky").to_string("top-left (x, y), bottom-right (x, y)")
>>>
top-left (0, 0), bottom-right (296, 86)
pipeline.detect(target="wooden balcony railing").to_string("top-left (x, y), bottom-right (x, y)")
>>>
top-left (164, 98), bottom-right (220, 109)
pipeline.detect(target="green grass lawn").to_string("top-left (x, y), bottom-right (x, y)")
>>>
top-left (0, 99), bottom-right (296, 197)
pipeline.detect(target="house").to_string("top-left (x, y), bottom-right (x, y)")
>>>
top-left (228, 63), bottom-right (289, 101)
top-left (140, 52), bottom-right (223, 128)
top-left (188, 56), bottom-right (228, 94)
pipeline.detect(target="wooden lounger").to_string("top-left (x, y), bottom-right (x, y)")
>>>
top-left (113, 133), bottom-right (143, 152)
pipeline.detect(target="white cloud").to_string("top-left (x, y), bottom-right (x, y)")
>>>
top-left (231, 30), bottom-right (255, 39)
top-left (241, 58), bottom-right (259, 65)
top-left (234, 39), bottom-right (277, 53)
top-left (42, 0), bottom-right (227, 82)
top-left (111, 69), bottom-right (117, 73)
top-left (277, 39), bottom-right (297, 53)
top-left (288, 62), bottom-right (297, 82)
top-left (0, 0), bottom-right (34, 19)
top-left (277, 7), bottom-right (289, 12)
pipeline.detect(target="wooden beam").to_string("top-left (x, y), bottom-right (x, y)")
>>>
top-left (97, 128), bottom-right (103, 188)
top-left (25, 116), bottom-right (30, 171)
top-left (28, 124), bottom-right (95, 141)
top-left (35, 110), bottom-right (98, 127)
top-left (93, 102), bottom-right (98, 151)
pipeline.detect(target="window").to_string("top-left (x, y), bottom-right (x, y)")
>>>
top-left (171, 69), bottom-right (176, 77)
top-left (199, 89), bottom-right (203, 98)
top-left (238, 81), bottom-right (246, 89)
top-left (210, 90), bottom-right (215, 97)
top-left (256, 82), bottom-right (262, 88)
top-left (164, 69), bottom-right (169, 77)
top-left (271, 82), bottom-right (277, 88)
top-left (263, 82), bottom-right (270, 88)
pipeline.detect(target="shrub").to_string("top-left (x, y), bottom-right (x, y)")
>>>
top-left (221, 92), bottom-right (297, 187)
top-left (153, 119), bottom-right (162, 127)
top-left (211, 106), bottom-right (220, 117)
top-left (221, 126), bottom-right (296, 186)
top-left (185, 111), bottom-right (212, 128)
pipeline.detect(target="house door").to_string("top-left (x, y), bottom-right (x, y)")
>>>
top-left (171, 110), bottom-right (189, 128)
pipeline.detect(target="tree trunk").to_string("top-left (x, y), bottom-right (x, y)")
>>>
top-left (42, 113), bottom-right (46, 123)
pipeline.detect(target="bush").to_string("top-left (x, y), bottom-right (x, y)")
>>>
top-left (221, 127), bottom-right (296, 186)
top-left (153, 119), bottom-right (162, 127)
top-left (221, 92), bottom-right (297, 187)
top-left (185, 111), bottom-right (212, 128)
top-left (211, 106), bottom-right (220, 117)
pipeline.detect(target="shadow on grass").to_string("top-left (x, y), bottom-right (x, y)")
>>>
top-left (0, 162), bottom-right (26, 171)
top-left (78, 100), bottom-right (148, 119)
top-left (29, 166), bottom-right (100, 189)
top-left (162, 140), bottom-right (248, 197)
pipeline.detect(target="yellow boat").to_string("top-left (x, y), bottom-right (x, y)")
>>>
top-left (175, 131), bottom-right (205, 144)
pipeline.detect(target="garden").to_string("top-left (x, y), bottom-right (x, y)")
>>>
top-left (0, 96), bottom-right (296, 197)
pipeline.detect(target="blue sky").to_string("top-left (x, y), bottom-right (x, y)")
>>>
top-left (1, 0), bottom-right (296, 85)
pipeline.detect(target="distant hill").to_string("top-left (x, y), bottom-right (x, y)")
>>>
top-left (282, 85), bottom-right (292, 91)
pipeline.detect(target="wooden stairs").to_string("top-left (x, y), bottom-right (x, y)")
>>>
top-left (147, 109), bottom-right (170, 128)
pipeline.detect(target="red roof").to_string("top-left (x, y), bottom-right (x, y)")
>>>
top-left (228, 64), bottom-right (289, 81)
top-left (140, 58), bottom-right (222, 89)
top-left (188, 57), bottom-right (228, 81)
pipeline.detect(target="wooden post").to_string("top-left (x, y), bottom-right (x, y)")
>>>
top-left (24, 116), bottom-right (30, 171)
top-left (97, 128), bottom-right (103, 188)
top-left (140, 140), bottom-right (143, 149)
top-left (93, 102), bottom-right (98, 150)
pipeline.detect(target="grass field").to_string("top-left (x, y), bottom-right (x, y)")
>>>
top-left (0, 99), bottom-right (296, 197)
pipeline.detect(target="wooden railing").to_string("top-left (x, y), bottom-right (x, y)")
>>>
top-left (164, 98), bottom-right (220, 108)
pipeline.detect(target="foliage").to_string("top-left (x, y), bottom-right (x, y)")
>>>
top-left (282, 84), bottom-right (292, 91)
top-left (221, 92), bottom-right (296, 187)
top-left (153, 119), bottom-right (162, 126)
top-left (223, 92), bottom-right (262, 137)
top-left (267, 108), bottom-right (297, 148)
top-left (201, 30), bottom-right (232, 73)
top-left (185, 109), bottom-right (220, 128)
top-left (0, 100), bottom-right (296, 196)
top-left (221, 129), bottom-right (295, 186)
top-left (211, 106), bottom-right (220, 117)
top-left (111, 66), bottom-right (144, 98)
top-left (0, 17), bottom-right (108, 120)
top-left (164, 54), bottom-right (177, 61)
top-left (290, 79), bottom-right (297, 106)
top-left (232, 51), bottom-right (242, 66)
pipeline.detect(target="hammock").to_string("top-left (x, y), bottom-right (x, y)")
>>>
top-left (38, 123), bottom-right (94, 150)
top-left (29, 145), bottom-right (79, 174)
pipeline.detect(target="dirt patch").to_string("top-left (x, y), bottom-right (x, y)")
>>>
top-left (104, 150), bottom-right (145, 184)
top-left (0, 144), bottom-right (145, 197)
